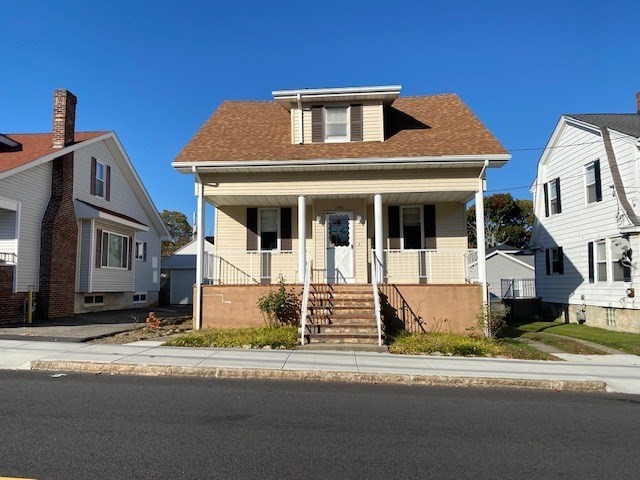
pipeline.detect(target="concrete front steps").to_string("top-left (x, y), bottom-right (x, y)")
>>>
top-left (302, 284), bottom-right (383, 347)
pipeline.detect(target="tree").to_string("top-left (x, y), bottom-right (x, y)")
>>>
top-left (467, 193), bottom-right (533, 249)
top-left (161, 210), bottom-right (193, 257)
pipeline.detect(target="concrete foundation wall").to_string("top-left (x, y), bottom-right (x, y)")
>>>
top-left (74, 291), bottom-right (159, 315)
top-left (542, 301), bottom-right (640, 333)
top-left (201, 285), bottom-right (303, 329)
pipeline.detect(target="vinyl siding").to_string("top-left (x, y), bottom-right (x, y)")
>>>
top-left (0, 163), bottom-right (52, 291)
top-left (532, 120), bottom-right (640, 308)
top-left (91, 220), bottom-right (134, 292)
top-left (74, 140), bottom-right (162, 292)
top-left (291, 101), bottom-right (384, 144)
top-left (203, 168), bottom-right (479, 200)
top-left (485, 254), bottom-right (534, 298)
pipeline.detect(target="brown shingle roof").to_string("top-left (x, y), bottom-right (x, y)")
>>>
top-left (0, 131), bottom-right (107, 175)
top-left (174, 94), bottom-right (507, 163)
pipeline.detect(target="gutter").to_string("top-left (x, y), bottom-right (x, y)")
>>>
top-left (297, 93), bottom-right (303, 145)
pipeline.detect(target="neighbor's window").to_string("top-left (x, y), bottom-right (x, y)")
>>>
top-left (585, 161), bottom-right (601, 204)
top-left (324, 106), bottom-right (349, 142)
top-left (101, 231), bottom-right (129, 269)
top-left (95, 161), bottom-right (105, 197)
top-left (611, 240), bottom-right (631, 282)
top-left (596, 240), bottom-right (607, 282)
top-left (84, 294), bottom-right (104, 305)
top-left (133, 293), bottom-right (147, 303)
top-left (401, 206), bottom-right (422, 250)
top-left (549, 179), bottom-right (559, 215)
top-left (259, 209), bottom-right (278, 251)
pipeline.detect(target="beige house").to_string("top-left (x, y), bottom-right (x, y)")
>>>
top-left (173, 85), bottom-right (509, 344)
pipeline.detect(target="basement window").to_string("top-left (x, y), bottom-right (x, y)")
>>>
top-left (605, 307), bottom-right (616, 327)
top-left (133, 293), bottom-right (147, 303)
top-left (84, 295), bottom-right (104, 305)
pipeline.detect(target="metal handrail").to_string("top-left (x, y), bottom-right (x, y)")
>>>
top-left (300, 258), bottom-right (312, 346)
top-left (371, 252), bottom-right (383, 347)
top-left (0, 252), bottom-right (17, 264)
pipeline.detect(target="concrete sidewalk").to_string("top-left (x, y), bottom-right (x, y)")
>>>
top-left (2, 339), bottom-right (639, 394)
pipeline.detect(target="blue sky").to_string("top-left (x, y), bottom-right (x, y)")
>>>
top-left (2, 0), bottom-right (639, 232)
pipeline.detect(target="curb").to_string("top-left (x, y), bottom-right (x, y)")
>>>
top-left (30, 360), bottom-right (608, 393)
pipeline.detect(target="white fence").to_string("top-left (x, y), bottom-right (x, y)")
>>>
top-left (384, 249), bottom-right (477, 284)
top-left (0, 252), bottom-right (17, 265)
top-left (501, 278), bottom-right (536, 299)
top-left (205, 250), bottom-right (299, 285)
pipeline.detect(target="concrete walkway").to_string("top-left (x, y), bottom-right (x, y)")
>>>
top-left (1, 339), bottom-right (639, 394)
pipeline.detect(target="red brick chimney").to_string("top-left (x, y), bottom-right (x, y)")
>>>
top-left (52, 89), bottom-right (77, 148)
top-left (636, 92), bottom-right (640, 115)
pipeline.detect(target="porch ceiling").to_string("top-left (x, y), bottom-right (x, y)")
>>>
top-left (206, 190), bottom-right (475, 206)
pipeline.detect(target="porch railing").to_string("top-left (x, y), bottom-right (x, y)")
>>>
top-left (371, 251), bottom-right (384, 346)
top-left (204, 250), bottom-right (299, 285)
top-left (383, 249), bottom-right (477, 284)
top-left (300, 258), bottom-right (312, 345)
top-left (0, 252), bottom-right (17, 265)
top-left (501, 278), bottom-right (536, 299)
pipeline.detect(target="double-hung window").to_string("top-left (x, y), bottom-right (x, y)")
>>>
top-left (546, 247), bottom-right (564, 275)
top-left (549, 180), bottom-right (559, 214)
top-left (585, 160), bottom-right (602, 204)
top-left (259, 209), bottom-right (278, 251)
top-left (324, 106), bottom-right (349, 142)
top-left (595, 240), bottom-right (607, 282)
top-left (101, 231), bottom-right (129, 269)
top-left (401, 206), bottom-right (422, 250)
top-left (95, 161), bottom-right (105, 197)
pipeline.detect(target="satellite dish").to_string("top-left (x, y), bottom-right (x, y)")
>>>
top-left (611, 238), bottom-right (631, 257)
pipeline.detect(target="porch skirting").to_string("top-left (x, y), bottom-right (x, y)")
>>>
top-left (199, 284), bottom-right (482, 333)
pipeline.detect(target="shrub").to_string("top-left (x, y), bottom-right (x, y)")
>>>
top-left (389, 331), bottom-right (497, 357)
top-left (256, 276), bottom-right (300, 327)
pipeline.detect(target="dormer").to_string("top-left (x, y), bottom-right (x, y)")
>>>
top-left (272, 85), bottom-right (401, 145)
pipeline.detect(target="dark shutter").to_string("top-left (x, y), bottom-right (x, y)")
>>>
top-left (350, 104), bottom-right (363, 142)
top-left (311, 106), bottom-right (324, 143)
top-left (558, 247), bottom-right (564, 274)
top-left (90, 157), bottom-right (97, 195)
top-left (543, 183), bottom-right (549, 217)
top-left (556, 178), bottom-right (562, 214)
top-left (105, 165), bottom-right (111, 201)
top-left (594, 160), bottom-right (602, 202)
top-left (388, 206), bottom-right (400, 249)
top-left (588, 242), bottom-right (594, 283)
top-left (424, 205), bottom-right (437, 249)
top-left (143, 242), bottom-right (147, 262)
top-left (280, 207), bottom-right (292, 251)
top-left (127, 237), bottom-right (133, 270)
top-left (545, 249), bottom-right (550, 275)
top-left (246, 208), bottom-right (258, 251)
top-left (95, 228), bottom-right (103, 268)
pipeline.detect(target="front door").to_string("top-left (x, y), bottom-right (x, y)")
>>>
top-left (325, 211), bottom-right (355, 283)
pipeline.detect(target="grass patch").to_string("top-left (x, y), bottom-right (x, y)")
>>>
top-left (510, 321), bottom-right (640, 355)
top-left (388, 332), bottom-right (553, 360)
top-left (521, 332), bottom-right (605, 355)
top-left (167, 326), bottom-right (298, 349)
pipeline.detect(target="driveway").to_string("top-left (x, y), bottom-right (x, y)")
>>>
top-left (0, 305), bottom-right (192, 342)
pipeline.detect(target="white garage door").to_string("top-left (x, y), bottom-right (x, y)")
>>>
top-left (170, 269), bottom-right (196, 305)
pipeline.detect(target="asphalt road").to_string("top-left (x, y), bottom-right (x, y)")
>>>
top-left (0, 372), bottom-right (638, 480)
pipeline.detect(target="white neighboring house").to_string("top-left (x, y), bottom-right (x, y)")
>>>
top-left (0, 90), bottom-right (170, 323)
top-left (468, 245), bottom-right (535, 299)
top-left (161, 237), bottom-right (214, 305)
top-left (530, 91), bottom-right (640, 333)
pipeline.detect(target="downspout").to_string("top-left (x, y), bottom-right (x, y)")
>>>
top-left (193, 165), bottom-right (205, 331)
top-left (297, 93), bottom-right (304, 145)
top-left (601, 127), bottom-right (640, 225)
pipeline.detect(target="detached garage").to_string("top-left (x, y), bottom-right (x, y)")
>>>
top-left (161, 237), bottom-right (214, 305)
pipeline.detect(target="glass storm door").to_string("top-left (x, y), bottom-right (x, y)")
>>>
top-left (325, 212), bottom-right (355, 283)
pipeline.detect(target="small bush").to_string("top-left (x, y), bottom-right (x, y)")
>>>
top-left (389, 331), bottom-right (497, 357)
top-left (167, 326), bottom-right (298, 349)
top-left (256, 277), bottom-right (299, 327)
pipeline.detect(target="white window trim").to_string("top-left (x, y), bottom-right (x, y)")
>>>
top-left (84, 294), bottom-right (105, 305)
top-left (548, 247), bottom-right (562, 275)
top-left (584, 161), bottom-right (599, 205)
top-left (95, 160), bottom-right (106, 198)
top-left (135, 241), bottom-right (145, 261)
top-left (133, 292), bottom-right (147, 303)
top-left (258, 208), bottom-right (280, 252)
top-left (548, 179), bottom-right (559, 215)
top-left (400, 205), bottom-right (424, 250)
top-left (101, 230), bottom-right (129, 270)
top-left (595, 239), bottom-right (608, 283)
top-left (324, 105), bottom-right (351, 143)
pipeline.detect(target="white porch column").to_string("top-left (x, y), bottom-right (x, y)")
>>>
top-left (297, 195), bottom-right (306, 283)
top-left (194, 176), bottom-right (205, 331)
top-left (374, 193), bottom-right (384, 282)
top-left (475, 179), bottom-right (488, 313)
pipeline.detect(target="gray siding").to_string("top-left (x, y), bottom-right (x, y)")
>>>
top-left (73, 140), bottom-right (163, 292)
top-left (486, 254), bottom-right (534, 298)
top-left (0, 163), bottom-right (52, 291)
top-left (91, 220), bottom-right (134, 292)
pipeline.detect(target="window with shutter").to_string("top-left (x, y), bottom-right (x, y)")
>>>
top-left (585, 160), bottom-right (602, 204)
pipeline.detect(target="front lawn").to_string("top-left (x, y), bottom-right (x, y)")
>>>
top-left (509, 321), bottom-right (640, 355)
top-left (388, 332), bottom-right (553, 360)
top-left (167, 326), bottom-right (298, 349)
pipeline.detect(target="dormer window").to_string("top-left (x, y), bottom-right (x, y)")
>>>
top-left (325, 106), bottom-right (349, 142)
